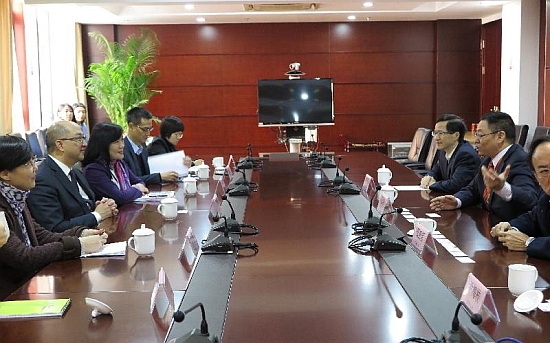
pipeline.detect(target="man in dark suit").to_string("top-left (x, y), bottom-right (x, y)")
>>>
top-left (491, 135), bottom-right (550, 260)
top-left (430, 111), bottom-right (539, 222)
top-left (28, 121), bottom-right (118, 232)
top-left (420, 114), bottom-right (481, 194)
top-left (123, 107), bottom-right (179, 185)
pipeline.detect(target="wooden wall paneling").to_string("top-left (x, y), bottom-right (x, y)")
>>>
top-left (481, 20), bottom-right (502, 114)
top-left (435, 20), bottom-right (481, 124)
top-left (335, 84), bottom-right (434, 115)
top-left (329, 22), bottom-right (435, 53)
top-left (82, 21), bottom-right (482, 155)
top-left (330, 52), bottom-right (434, 83)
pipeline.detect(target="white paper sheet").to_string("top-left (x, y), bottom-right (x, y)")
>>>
top-left (148, 150), bottom-right (188, 176)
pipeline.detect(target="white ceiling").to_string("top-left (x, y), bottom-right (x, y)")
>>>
top-left (23, 0), bottom-right (510, 25)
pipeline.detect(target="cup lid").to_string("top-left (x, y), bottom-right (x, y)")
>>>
top-left (378, 164), bottom-right (390, 172)
top-left (133, 224), bottom-right (154, 236)
top-left (161, 197), bottom-right (178, 203)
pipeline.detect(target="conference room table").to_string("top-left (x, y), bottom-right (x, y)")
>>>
top-left (2, 151), bottom-right (550, 343)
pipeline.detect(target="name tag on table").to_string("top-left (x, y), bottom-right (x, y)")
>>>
top-left (361, 173), bottom-right (376, 200)
top-left (150, 267), bottom-right (175, 328)
top-left (460, 273), bottom-right (500, 323)
top-left (410, 223), bottom-right (438, 256)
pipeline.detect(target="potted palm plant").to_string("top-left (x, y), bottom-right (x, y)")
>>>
top-left (84, 28), bottom-right (162, 131)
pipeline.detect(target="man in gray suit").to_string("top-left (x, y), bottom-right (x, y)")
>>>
top-left (28, 121), bottom-right (118, 232)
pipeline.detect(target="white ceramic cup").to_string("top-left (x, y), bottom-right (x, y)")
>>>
top-left (128, 226), bottom-right (155, 255)
top-left (377, 165), bottom-right (393, 185)
top-left (157, 197), bottom-right (178, 220)
top-left (183, 176), bottom-right (197, 195)
top-left (212, 157), bottom-right (224, 168)
top-left (197, 165), bottom-right (210, 179)
top-left (381, 184), bottom-right (398, 203)
top-left (414, 218), bottom-right (437, 233)
top-left (508, 264), bottom-right (538, 296)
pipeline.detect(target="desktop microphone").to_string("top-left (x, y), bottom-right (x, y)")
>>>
top-left (363, 185), bottom-right (384, 229)
top-left (170, 303), bottom-right (219, 343)
top-left (227, 169), bottom-right (251, 196)
top-left (371, 208), bottom-right (406, 251)
top-left (333, 156), bottom-right (344, 185)
top-left (202, 216), bottom-right (234, 253)
top-left (338, 168), bottom-right (361, 194)
top-left (212, 195), bottom-right (240, 233)
top-left (441, 301), bottom-right (483, 343)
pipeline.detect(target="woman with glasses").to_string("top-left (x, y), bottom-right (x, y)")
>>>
top-left (148, 116), bottom-right (185, 156)
top-left (0, 135), bottom-right (107, 299)
top-left (83, 123), bottom-right (149, 206)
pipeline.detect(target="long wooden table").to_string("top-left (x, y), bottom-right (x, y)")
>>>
top-left (3, 151), bottom-right (550, 342)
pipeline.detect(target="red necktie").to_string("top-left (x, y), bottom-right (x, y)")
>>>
top-left (483, 162), bottom-right (495, 208)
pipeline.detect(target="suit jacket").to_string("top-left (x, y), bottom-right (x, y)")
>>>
top-left (454, 144), bottom-right (540, 221)
top-left (123, 136), bottom-right (161, 185)
top-left (510, 193), bottom-right (550, 260)
top-left (147, 137), bottom-right (176, 156)
top-left (0, 195), bottom-right (83, 299)
top-left (28, 156), bottom-right (97, 232)
top-left (428, 140), bottom-right (481, 194)
top-left (83, 160), bottom-right (144, 206)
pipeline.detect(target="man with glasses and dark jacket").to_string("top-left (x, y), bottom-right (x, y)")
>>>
top-left (420, 114), bottom-right (480, 194)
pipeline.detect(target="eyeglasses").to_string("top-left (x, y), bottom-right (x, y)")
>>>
top-left (474, 131), bottom-right (499, 139)
top-left (173, 132), bottom-right (183, 139)
top-left (431, 131), bottom-right (450, 137)
top-left (59, 136), bottom-right (85, 144)
top-left (22, 155), bottom-right (37, 169)
top-left (137, 126), bottom-right (154, 133)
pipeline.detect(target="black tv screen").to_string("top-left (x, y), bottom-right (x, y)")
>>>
top-left (257, 78), bottom-right (334, 127)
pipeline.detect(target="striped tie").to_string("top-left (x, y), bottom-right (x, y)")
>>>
top-left (483, 162), bottom-right (495, 208)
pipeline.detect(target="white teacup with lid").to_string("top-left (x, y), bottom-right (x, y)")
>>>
top-left (128, 224), bottom-right (155, 256)
top-left (377, 165), bottom-right (393, 185)
top-left (183, 176), bottom-right (197, 196)
top-left (381, 184), bottom-right (399, 203)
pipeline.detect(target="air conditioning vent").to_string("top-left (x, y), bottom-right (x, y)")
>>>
top-left (243, 3), bottom-right (318, 12)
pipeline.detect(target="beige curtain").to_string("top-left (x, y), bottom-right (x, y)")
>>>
top-left (0, 0), bottom-right (13, 134)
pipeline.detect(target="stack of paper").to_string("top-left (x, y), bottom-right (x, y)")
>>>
top-left (81, 241), bottom-right (127, 258)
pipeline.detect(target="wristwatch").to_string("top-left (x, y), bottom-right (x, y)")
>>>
top-left (525, 237), bottom-right (535, 247)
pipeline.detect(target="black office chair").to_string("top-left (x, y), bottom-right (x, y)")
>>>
top-left (527, 126), bottom-right (550, 151)
top-left (394, 127), bottom-right (432, 165)
top-left (515, 124), bottom-right (529, 148)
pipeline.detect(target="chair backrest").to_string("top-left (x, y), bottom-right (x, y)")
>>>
top-left (36, 128), bottom-right (48, 157)
top-left (25, 131), bottom-right (44, 158)
top-left (423, 137), bottom-right (438, 170)
top-left (515, 124), bottom-right (529, 147)
top-left (528, 126), bottom-right (550, 151)
top-left (407, 128), bottom-right (432, 162)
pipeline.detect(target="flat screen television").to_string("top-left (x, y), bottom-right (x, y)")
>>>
top-left (257, 78), bottom-right (334, 127)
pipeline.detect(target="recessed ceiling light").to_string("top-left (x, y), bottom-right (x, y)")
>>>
top-left (347, 15), bottom-right (357, 20)
top-left (185, 4), bottom-right (195, 10)
top-left (196, 17), bottom-right (206, 22)
top-left (363, 2), bottom-right (374, 7)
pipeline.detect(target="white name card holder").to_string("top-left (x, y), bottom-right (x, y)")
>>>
top-left (208, 193), bottom-right (222, 221)
top-left (460, 273), bottom-right (500, 323)
top-left (376, 191), bottom-right (394, 216)
top-left (361, 174), bottom-right (376, 200)
top-left (410, 223), bottom-right (438, 256)
top-left (225, 155), bottom-right (235, 179)
top-left (150, 267), bottom-right (176, 328)
top-left (178, 227), bottom-right (200, 273)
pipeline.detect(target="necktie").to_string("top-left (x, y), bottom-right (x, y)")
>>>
top-left (483, 162), bottom-right (495, 208)
top-left (69, 170), bottom-right (78, 189)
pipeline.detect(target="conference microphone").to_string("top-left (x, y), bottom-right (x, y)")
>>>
top-left (440, 301), bottom-right (483, 343)
top-left (371, 208), bottom-right (406, 251)
top-left (227, 169), bottom-right (251, 196)
top-left (338, 167), bottom-right (361, 194)
top-left (333, 156), bottom-right (344, 185)
top-left (202, 216), bottom-right (234, 253)
top-left (212, 195), bottom-right (240, 233)
top-left (363, 185), bottom-right (384, 229)
top-left (170, 302), bottom-right (219, 343)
